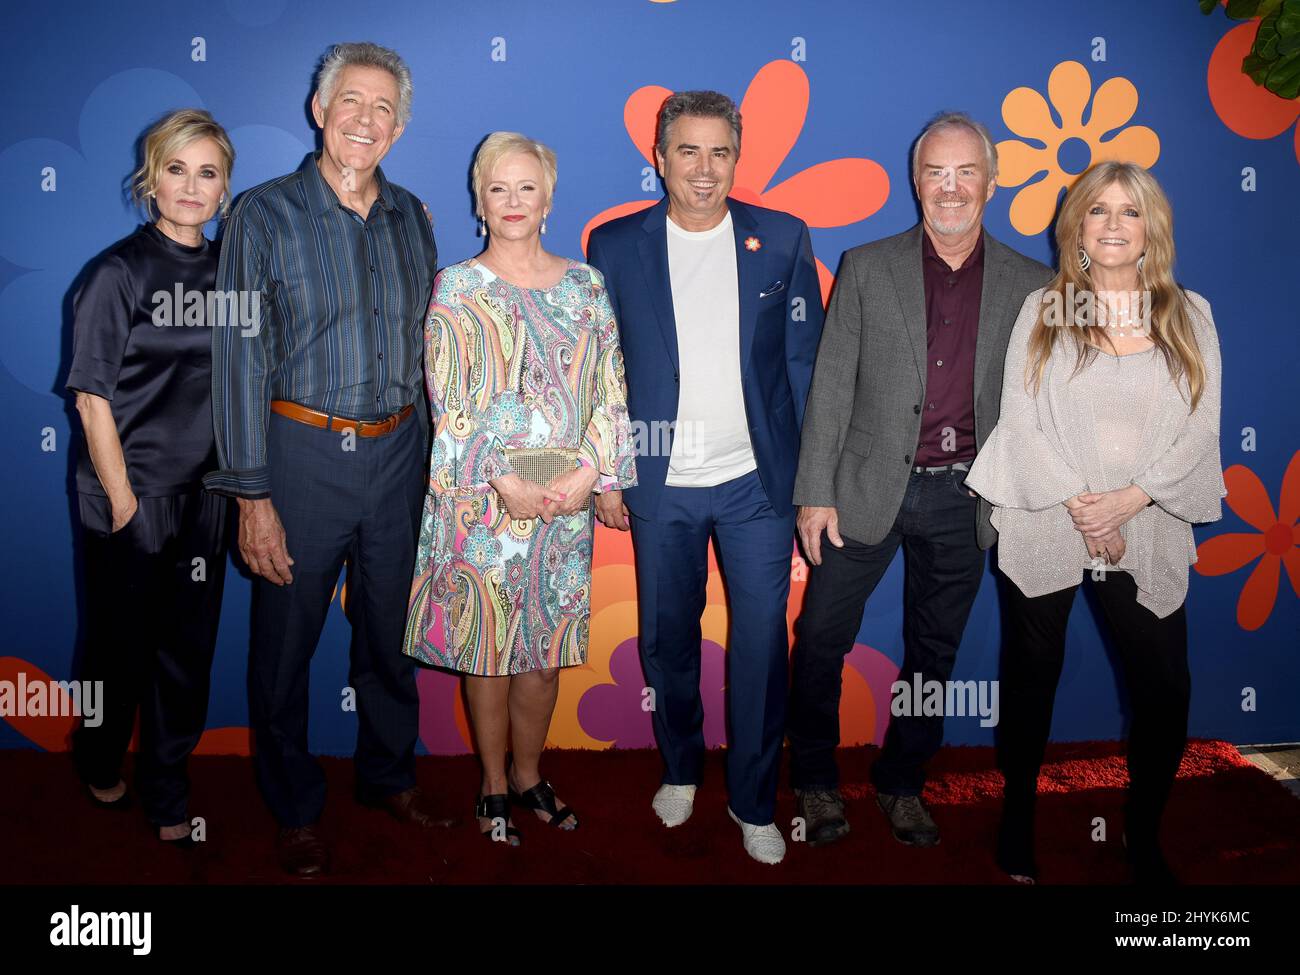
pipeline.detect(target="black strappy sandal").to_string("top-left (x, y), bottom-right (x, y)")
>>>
top-left (475, 793), bottom-right (521, 846)
top-left (508, 778), bottom-right (578, 830)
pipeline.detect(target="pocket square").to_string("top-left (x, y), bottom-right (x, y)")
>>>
top-left (759, 280), bottom-right (785, 298)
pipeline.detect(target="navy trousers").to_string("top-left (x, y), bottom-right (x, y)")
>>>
top-left (249, 410), bottom-right (425, 828)
top-left (630, 469), bottom-right (794, 824)
top-left (788, 468), bottom-right (986, 796)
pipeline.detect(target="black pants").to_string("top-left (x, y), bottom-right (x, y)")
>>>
top-left (788, 468), bottom-right (986, 795)
top-left (998, 570), bottom-right (1189, 847)
top-left (249, 411), bottom-right (425, 828)
top-left (72, 489), bottom-right (229, 826)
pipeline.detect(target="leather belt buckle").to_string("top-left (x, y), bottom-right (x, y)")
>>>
top-left (355, 404), bottom-right (413, 437)
top-left (911, 461), bottom-right (972, 476)
top-left (271, 400), bottom-right (414, 437)
top-left (358, 414), bottom-right (393, 437)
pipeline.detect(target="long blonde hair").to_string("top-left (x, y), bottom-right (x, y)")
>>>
top-left (1026, 161), bottom-right (1206, 409)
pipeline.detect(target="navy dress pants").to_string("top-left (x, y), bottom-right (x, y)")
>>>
top-left (249, 411), bottom-right (424, 828)
top-left (631, 470), bottom-right (794, 825)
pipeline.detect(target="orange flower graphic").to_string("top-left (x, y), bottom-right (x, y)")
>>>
top-left (996, 61), bottom-right (1161, 236)
top-left (1195, 451), bottom-right (1300, 631)
top-left (580, 60), bottom-right (890, 303)
top-left (0, 656), bottom-right (251, 754)
top-left (1207, 20), bottom-right (1300, 165)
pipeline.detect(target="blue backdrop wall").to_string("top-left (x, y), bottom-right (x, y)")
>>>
top-left (1, 0), bottom-right (1296, 756)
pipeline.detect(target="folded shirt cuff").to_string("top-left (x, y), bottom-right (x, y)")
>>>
top-left (202, 466), bottom-right (272, 499)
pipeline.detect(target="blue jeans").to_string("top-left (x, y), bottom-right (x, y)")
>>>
top-left (788, 467), bottom-right (986, 795)
top-left (630, 469), bottom-right (795, 824)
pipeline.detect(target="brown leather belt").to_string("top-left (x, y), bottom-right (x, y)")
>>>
top-left (270, 400), bottom-right (414, 437)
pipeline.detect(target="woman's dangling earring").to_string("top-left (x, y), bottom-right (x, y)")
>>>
top-left (1137, 252), bottom-right (1146, 274)
top-left (541, 213), bottom-right (548, 235)
top-left (1078, 246), bottom-right (1091, 272)
top-left (477, 215), bottom-right (485, 238)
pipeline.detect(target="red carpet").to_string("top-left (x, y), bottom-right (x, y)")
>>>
top-left (3, 740), bottom-right (1297, 884)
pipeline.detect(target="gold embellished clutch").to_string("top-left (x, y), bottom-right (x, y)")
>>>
top-left (503, 447), bottom-right (589, 510)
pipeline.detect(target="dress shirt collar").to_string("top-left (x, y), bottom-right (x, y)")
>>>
top-left (299, 150), bottom-right (396, 217)
top-left (921, 225), bottom-right (985, 272)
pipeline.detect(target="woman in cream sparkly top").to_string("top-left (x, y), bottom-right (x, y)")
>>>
top-left (967, 161), bottom-right (1225, 886)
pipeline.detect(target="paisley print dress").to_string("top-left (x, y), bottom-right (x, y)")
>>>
top-left (403, 258), bottom-right (637, 675)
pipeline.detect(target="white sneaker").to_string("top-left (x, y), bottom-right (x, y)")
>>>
top-left (728, 807), bottom-right (787, 864)
top-left (652, 784), bottom-right (697, 827)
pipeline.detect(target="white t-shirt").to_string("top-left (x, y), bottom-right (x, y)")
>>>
top-left (665, 212), bottom-right (757, 487)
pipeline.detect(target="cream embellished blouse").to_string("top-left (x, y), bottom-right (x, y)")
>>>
top-left (966, 288), bottom-right (1226, 618)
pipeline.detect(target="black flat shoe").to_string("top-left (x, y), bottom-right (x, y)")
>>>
top-left (86, 782), bottom-right (133, 811)
top-left (996, 795), bottom-right (1038, 884)
top-left (509, 777), bottom-right (578, 830)
top-left (476, 793), bottom-right (521, 846)
top-left (160, 830), bottom-right (199, 850)
top-left (996, 830), bottom-right (1038, 884)
top-left (1122, 831), bottom-right (1179, 886)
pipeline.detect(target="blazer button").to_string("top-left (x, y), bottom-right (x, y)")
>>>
top-left (673, 372), bottom-right (679, 383)
top-left (904, 454), bottom-right (912, 464)
top-left (913, 404), bottom-right (921, 414)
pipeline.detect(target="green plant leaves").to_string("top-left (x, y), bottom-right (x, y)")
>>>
top-left (1213, 0), bottom-right (1300, 98)
top-left (1268, 49), bottom-right (1300, 98)
top-left (1243, 52), bottom-right (1270, 83)
top-left (1279, 0), bottom-right (1300, 34)
top-left (1226, 0), bottom-right (1265, 18)
top-left (1256, 5), bottom-right (1281, 59)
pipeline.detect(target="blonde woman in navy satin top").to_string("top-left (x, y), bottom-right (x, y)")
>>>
top-left (66, 109), bottom-right (234, 848)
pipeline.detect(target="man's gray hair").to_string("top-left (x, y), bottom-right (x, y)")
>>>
top-left (656, 90), bottom-right (742, 159)
top-left (911, 111), bottom-right (999, 183)
top-left (315, 42), bottom-right (413, 126)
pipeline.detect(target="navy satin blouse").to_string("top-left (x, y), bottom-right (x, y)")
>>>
top-left (66, 222), bottom-right (220, 497)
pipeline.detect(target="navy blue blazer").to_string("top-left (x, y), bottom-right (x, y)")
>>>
top-left (587, 197), bottom-right (824, 521)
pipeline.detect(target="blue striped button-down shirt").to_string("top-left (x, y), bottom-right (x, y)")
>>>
top-left (204, 151), bottom-right (437, 498)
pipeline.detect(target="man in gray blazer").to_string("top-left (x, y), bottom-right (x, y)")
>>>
top-left (787, 113), bottom-right (1052, 848)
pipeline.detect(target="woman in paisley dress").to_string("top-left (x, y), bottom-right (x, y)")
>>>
top-left (403, 133), bottom-right (636, 844)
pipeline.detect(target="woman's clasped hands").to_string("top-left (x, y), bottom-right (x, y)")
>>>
top-left (492, 465), bottom-right (599, 523)
top-left (1065, 484), bottom-right (1152, 565)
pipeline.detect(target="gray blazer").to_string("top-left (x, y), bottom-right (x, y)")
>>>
top-left (793, 224), bottom-right (1052, 550)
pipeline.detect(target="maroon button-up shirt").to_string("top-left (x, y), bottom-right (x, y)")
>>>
top-left (915, 229), bottom-right (984, 466)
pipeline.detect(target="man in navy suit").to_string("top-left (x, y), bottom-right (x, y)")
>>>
top-left (587, 90), bottom-right (823, 864)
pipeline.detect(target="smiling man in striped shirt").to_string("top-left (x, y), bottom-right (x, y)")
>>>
top-left (205, 42), bottom-right (450, 878)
